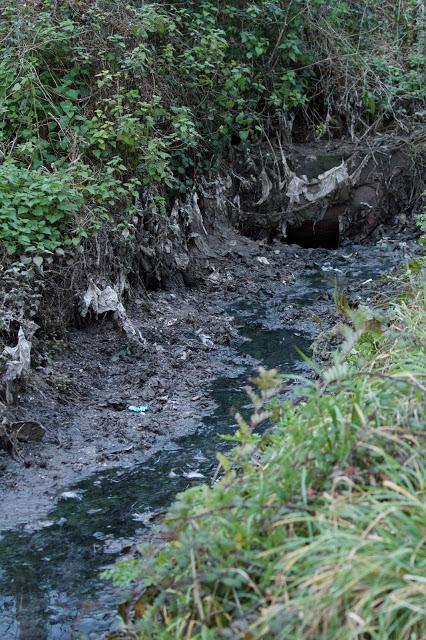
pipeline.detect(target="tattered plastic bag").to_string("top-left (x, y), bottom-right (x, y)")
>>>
top-left (286, 161), bottom-right (349, 206)
top-left (168, 191), bottom-right (210, 270)
top-left (2, 321), bottom-right (38, 403)
top-left (81, 278), bottom-right (143, 343)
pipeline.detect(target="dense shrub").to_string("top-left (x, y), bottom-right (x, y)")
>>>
top-left (0, 161), bottom-right (82, 255)
top-left (0, 159), bottom-right (139, 256)
top-left (0, 0), bottom-right (424, 255)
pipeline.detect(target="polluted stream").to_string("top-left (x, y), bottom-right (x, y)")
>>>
top-left (0, 246), bottom-right (404, 639)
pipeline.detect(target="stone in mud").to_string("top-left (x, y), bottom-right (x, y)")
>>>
top-left (9, 420), bottom-right (46, 443)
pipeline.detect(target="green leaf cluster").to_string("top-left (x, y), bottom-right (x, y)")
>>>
top-left (0, 159), bottom-right (139, 255)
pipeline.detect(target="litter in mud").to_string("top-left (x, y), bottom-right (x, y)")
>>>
top-left (198, 333), bottom-right (214, 349)
top-left (2, 322), bottom-right (38, 403)
top-left (321, 264), bottom-right (343, 273)
top-left (183, 470), bottom-right (205, 479)
top-left (128, 405), bottom-right (149, 413)
top-left (60, 491), bottom-right (82, 500)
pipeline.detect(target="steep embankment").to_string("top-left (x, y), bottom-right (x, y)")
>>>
top-left (107, 261), bottom-right (426, 640)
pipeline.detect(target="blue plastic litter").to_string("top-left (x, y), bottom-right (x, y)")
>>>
top-left (128, 405), bottom-right (149, 413)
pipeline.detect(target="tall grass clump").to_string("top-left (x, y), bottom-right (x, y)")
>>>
top-left (106, 267), bottom-right (426, 639)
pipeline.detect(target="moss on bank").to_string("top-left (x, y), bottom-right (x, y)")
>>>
top-left (106, 263), bottom-right (426, 639)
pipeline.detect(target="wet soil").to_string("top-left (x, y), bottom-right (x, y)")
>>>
top-left (0, 229), bottom-right (414, 532)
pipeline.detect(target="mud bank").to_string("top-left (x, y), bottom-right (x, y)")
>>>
top-left (0, 227), bottom-right (416, 532)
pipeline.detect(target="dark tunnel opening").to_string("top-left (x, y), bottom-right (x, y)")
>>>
top-left (286, 215), bottom-right (340, 249)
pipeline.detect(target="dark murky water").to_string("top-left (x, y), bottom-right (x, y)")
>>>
top-left (0, 247), bottom-right (403, 639)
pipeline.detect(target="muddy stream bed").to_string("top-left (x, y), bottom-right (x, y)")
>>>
top-left (0, 241), bottom-right (409, 639)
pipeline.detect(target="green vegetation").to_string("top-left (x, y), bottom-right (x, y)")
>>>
top-left (0, 159), bottom-right (138, 254)
top-left (418, 196), bottom-right (426, 244)
top-left (106, 267), bottom-right (426, 639)
top-left (0, 0), bottom-right (424, 257)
